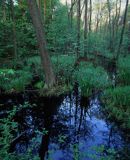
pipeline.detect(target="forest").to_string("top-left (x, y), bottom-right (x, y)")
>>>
top-left (0, 0), bottom-right (130, 160)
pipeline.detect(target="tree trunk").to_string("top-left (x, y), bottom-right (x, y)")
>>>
top-left (69, 0), bottom-right (77, 28)
top-left (117, 0), bottom-right (129, 59)
top-left (84, 0), bottom-right (88, 56)
top-left (10, 0), bottom-right (17, 59)
top-left (2, 0), bottom-right (6, 21)
top-left (37, 0), bottom-right (41, 8)
top-left (107, 0), bottom-right (113, 51)
top-left (70, 0), bottom-right (73, 28)
top-left (27, 0), bottom-right (56, 88)
top-left (77, 0), bottom-right (81, 57)
top-left (89, 0), bottom-right (92, 32)
top-left (44, 0), bottom-right (46, 23)
top-left (116, 0), bottom-right (121, 34)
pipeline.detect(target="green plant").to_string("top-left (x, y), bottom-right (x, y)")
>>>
top-left (0, 69), bottom-right (15, 90)
top-left (0, 103), bottom-right (40, 160)
top-left (0, 106), bottom-right (17, 160)
top-left (34, 81), bottom-right (44, 89)
top-left (51, 55), bottom-right (76, 84)
top-left (117, 55), bottom-right (130, 86)
top-left (102, 86), bottom-right (130, 129)
top-left (74, 63), bottom-right (111, 96)
top-left (0, 69), bottom-right (32, 92)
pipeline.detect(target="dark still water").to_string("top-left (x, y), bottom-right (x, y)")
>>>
top-left (0, 88), bottom-right (130, 160)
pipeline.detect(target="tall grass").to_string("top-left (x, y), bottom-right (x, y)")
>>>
top-left (102, 86), bottom-right (130, 129)
top-left (117, 55), bottom-right (130, 86)
top-left (74, 63), bottom-right (111, 96)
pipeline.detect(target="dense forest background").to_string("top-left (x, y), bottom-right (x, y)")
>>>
top-left (0, 0), bottom-right (130, 160)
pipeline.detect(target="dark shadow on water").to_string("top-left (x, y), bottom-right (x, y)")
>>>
top-left (0, 89), bottom-right (130, 160)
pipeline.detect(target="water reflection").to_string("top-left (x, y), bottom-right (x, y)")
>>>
top-left (0, 89), bottom-right (130, 160)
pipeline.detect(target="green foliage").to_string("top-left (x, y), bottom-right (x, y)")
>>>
top-left (74, 63), bottom-right (111, 96)
top-left (0, 107), bottom-right (17, 159)
top-left (0, 21), bottom-right (14, 58)
top-left (51, 55), bottom-right (76, 84)
top-left (16, 20), bottom-right (37, 57)
top-left (0, 69), bottom-right (32, 92)
top-left (46, 4), bottom-right (77, 55)
top-left (34, 81), bottom-right (44, 89)
top-left (102, 86), bottom-right (130, 129)
top-left (117, 55), bottom-right (130, 85)
top-left (86, 32), bottom-right (112, 55)
top-left (26, 56), bottom-right (44, 79)
top-left (0, 103), bottom-right (40, 160)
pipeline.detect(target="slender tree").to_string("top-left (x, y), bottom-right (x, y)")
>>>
top-left (77, 0), bottom-right (81, 57)
top-left (44, 0), bottom-right (46, 22)
top-left (116, 0), bottom-right (122, 34)
top-left (2, 0), bottom-right (6, 21)
top-left (107, 0), bottom-right (113, 51)
top-left (117, 0), bottom-right (129, 58)
top-left (27, 0), bottom-right (56, 88)
top-left (84, 0), bottom-right (88, 56)
top-left (70, 0), bottom-right (74, 28)
top-left (89, 0), bottom-right (92, 32)
top-left (10, 0), bottom-right (17, 58)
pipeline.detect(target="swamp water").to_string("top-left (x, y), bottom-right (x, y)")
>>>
top-left (0, 87), bottom-right (130, 160)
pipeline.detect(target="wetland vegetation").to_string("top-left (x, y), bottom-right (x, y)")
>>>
top-left (0, 0), bottom-right (130, 159)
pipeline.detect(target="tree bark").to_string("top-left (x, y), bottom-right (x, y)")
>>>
top-left (89, 0), bottom-right (92, 32)
top-left (44, 0), bottom-right (46, 23)
top-left (27, 0), bottom-right (56, 88)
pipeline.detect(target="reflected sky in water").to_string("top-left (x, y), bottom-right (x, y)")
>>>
top-left (0, 89), bottom-right (129, 160)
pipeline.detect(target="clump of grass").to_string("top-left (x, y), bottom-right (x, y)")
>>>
top-left (51, 55), bottom-right (76, 84)
top-left (74, 63), bottom-right (111, 97)
top-left (102, 86), bottom-right (130, 129)
top-left (117, 55), bottom-right (130, 86)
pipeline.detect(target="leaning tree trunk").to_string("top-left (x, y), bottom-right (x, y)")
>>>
top-left (27, 0), bottom-right (56, 88)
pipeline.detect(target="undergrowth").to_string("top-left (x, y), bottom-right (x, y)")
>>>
top-left (0, 69), bottom-right (32, 92)
top-left (117, 55), bottom-right (130, 86)
top-left (102, 86), bottom-right (130, 129)
top-left (74, 63), bottom-right (111, 96)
